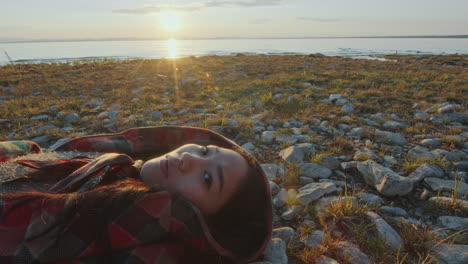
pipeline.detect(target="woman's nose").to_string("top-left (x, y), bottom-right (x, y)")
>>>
top-left (179, 152), bottom-right (210, 171)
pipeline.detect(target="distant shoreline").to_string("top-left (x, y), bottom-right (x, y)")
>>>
top-left (1, 35), bottom-right (467, 44)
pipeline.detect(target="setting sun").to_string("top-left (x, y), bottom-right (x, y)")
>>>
top-left (159, 11), bottom-right (181, 32)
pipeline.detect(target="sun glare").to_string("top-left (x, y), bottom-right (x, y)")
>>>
top-left (167, 38), bottom-right (177, 58)
top-left (160, 11), bottom-right (181, 32)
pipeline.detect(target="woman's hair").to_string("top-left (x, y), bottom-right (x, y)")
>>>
top-left (205, 145), bottom-right (270, 260)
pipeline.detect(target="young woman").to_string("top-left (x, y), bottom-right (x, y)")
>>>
top-left (0, 126), bottom-right (272, 264)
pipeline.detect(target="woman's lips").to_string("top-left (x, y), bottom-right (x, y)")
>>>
top-left (159, 156), bottom-right (168, 178)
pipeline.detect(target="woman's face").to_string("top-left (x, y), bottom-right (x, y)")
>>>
top-left (140, 144), bottom-right (248, 215)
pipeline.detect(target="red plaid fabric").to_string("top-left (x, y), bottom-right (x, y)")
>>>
top-left (1, 126), bottom-right (272, 264)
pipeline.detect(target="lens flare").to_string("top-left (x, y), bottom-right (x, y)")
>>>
top-left (160, 12), bottom-right (180, 32)
top-left (167, 38), bottom-right (177, 58)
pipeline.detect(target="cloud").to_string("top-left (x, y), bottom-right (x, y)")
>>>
top-left (251, 18), bottom-right (272, 24)
top-left (297, 17), bottom-right (342, 22)
top-left (112, 0), bottom-right (284, 14)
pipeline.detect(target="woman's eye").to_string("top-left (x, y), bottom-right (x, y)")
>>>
top-left (202, 146), bottom-right (209, 156)
top-left (203, 171), bottom-right (213, 187)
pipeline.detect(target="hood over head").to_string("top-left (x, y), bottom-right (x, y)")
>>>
top-left (52, 126), bottom-right (272, 262)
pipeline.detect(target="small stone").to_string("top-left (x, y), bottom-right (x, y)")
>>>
top-left (420, 138), bottom-right (442, 149)
top-left (226, 119), bottom-right (239, 127)
top-left (299, 163), bottom-right (332, 180)
top-left (341, 161), bottom-right (358, 170)
top-left (269, 181), bottom-right (280, 196)
top-left (279, 146), bottom-right (304, 163)
top-left (261, 164), bottom-right (281, 180)
top-left (357, 160), bottom-right (414, 196)
top-left (356, 192), bottom-right (384, 207)
top-left (261, 131), bottom-right (276, 143)
top-left (366, 211), bottom-right (403, 250)
top-left (383, 120), bottom-right (406, 131)
top-left (335, 241), bottom-right (372, 264)
top-left (383, 155), bottom-right (398, 165)
top-left (437, 104), bottom-right (455, 114)
top-left (375, 130), bottom-right (407, 145)
top-left (408, 164), bottom-right (444, 183)
top-left (30, 114), bottom-right (49, 121)
top-left (272, 227), bottom-right (295, 244)
top-left (131, 98), bottom-right (140, 102)
top-left (215, 105), bottom-right (225, 110)
top-left (408, 146), bottom-right (438, 161)
top-left (379, 206), bottom-right (408, 217)
top-left (281, 206), bottom-right (302, 221)
top-left (241, 142), bottom-right (256, 154)
top-left (426, 242), bottom-right (468, 264)
top-left (64, 113), bottom-right (80, 124)
top-left (424, 177), bottom-right (468, 197)
top-left (263, 238), bottom-right (288, 264)
top-left (301, 230), bottom-right (324, 249)
top-left (318, 155), bottom-right (340, 170)
top-left (341, 104), bottom-right (354, 114)
top-left (436, 216), bottom-right (468, 230)
top-left (273, 188), bottom-right (288, 208)
top-left (150, 111), bottom-right (163, 120)
top-left (31, 135), bottom-right (51, 146)
top-left (297, 182), bottom-right (337, 206)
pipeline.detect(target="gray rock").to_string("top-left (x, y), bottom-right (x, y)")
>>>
top-left (437, 216), bottom-right (468, 230)
top-left (437, 104), bottom-right (455, 114)
top-left (276, 134), bottom-right (298, 145)
top-left (281, 205), bottom-right (302, 221)
top-left (263, 238), bottom-right (288, 264)
top-left (226, 119), bottom-right (239, 127)
top-left (131, 98), bottom-right (140, 102)
top-left (341, 104), bottom-right (354, 114)
top-left (357, 160), bottom-right (414, 196)
top-left (299, 163), bottom-right (332, 180)
top-left (429, 197), bottom-right (468, 211)
top-left (420, 138), bottom-right (442, 149)
top-left (383, 155), bottom-right (398, 165)
top-left (261, 131), bottom-right (276, 143)
top-left (366, 211), bottom-right (404, 250)
top-left (301, 230), bottom-right (324, 249)
top-left (370, 113), bottom-right (386, 121)
top-left (31, 135), bottom-right (51, 146)
top-left (150, 111), bottom-right (163, 121)
top-left (424, 177), bottom-right (468, 197)
top-left (432, 149), bottom-right (462, 161)
top-left (273, 188), bottom-right (288, 208)
top-left (383, 120), bottom-right (406, 131)
top-left (297, 182), bottom-right (338, 206)
top-left (379, 206), bottom-right (408, 217)
top-left (296, 143), bottom-right (316, 155)
top-left (317, 257), bottom-right (339, 264)
top-left (426, 242), bottom-right (468, 264)
top-left (30, 114), bottom-right (49, 121)
top-left (279, 146), bottom-right (304, 163)
top-left (85, 100), bottom-right (104, 106)
top-left (335, 241), bottom-right (372, 264)
top-left (262, 164), bottom-right (282, 180)
top-left (269, 181), bottom-right (280, 196)
top-left (341, 161), bottom-right (358, 170)
top-left (414, 111), bottom-right (429, 121)
top-left (375, 130), bottom-right (407, 145)
top-left (64, 113), bottom-right (80, 124)
top-left (241, 142), bottom-right (256, 154)
top-left (319, 155), bottom-right (341, 170)
top-left (408, 164), bottom-right (444, 183)
top-left (272, 227), bottom-right (295, 244)
top-left (348, 127), bottom-right (364, 137)
top-left (109, 104), bottom-right (121, 110)
top-left (408, 146), bottom-right (438, 161)
top-left (454, 160), bottom-right (468, 171)
top-left (356, 192), bottom-right (384, 207)
top-left (354, 148), bottom-right (379, 161)
top-left (215, 105), bottom-right (225, 110)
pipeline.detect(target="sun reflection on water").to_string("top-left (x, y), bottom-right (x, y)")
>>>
top-left (167, 38), bottom-right (177, 58)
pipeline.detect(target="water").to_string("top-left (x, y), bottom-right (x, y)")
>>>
top-left (0, 38), bottom-right (467, 65)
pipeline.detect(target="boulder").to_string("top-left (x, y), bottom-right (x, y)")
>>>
top-left (357, 160), bottom-right (414, 196)
top-left (366, 211), bottom-right (404, 250)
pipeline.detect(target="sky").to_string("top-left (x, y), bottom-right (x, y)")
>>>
top-left (0, 0), bottom-right (467, 41)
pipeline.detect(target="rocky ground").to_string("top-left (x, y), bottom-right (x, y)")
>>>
top-left (1, 54), bottom-right (467, 263)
